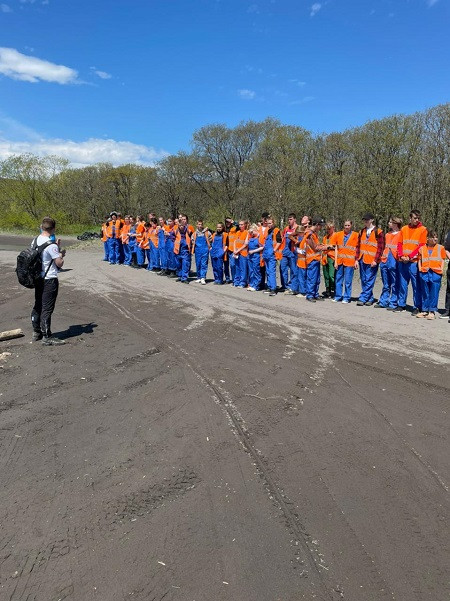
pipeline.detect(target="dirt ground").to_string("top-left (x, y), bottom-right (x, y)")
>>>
top-left (1, 238), bottom-right (449, 601)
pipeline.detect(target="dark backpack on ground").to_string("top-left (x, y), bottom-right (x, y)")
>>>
top-left (16, 238), bottom-right (54, 289)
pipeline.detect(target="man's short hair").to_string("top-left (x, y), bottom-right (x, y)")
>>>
top-left (288, 213), bottom-right (297, 219)
top-left (261, 212), bottom-right (270, 219)
top-left (41, 217), bottom-right (56, 232)
top-left (410, 209), bottom-right (421, 218)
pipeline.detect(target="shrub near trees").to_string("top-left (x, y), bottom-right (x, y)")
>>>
top-left (0, 104), bottom-right (449, 237)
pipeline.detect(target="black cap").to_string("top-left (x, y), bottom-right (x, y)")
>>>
top-left (362, 212), bottom-right (375, 220)
top-left (110, 211), bottom-right (118, 217)
top-left (311, 215), bottom-right (325, 226)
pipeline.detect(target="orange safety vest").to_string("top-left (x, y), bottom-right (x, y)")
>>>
top-left (191, 229), bottom-right (211, 254)
top-left (234, 230), bottom-right (249, 257)
top-left (381, 231), bottom-right (400, 263)
top-left (359, 228), bottom-right (383, 264)
top-left (335, 231), bottom-right (359, 267)
top-left (149, 226), bottom-right (159, 248)
top-left (174, 225), bottom-right (194, 254)
top-left (297, 233), bottom-right (308, 269)
top-left (106, 221), bottom-right (121, 239)
top-left (227, 227), bottom-right (237, 254)
top-left (321, 233), bottom-right (336, 265)
top-left (120, 223), bottom-right (130, 244)
top-left (399, 225), bottom-right (427, 261)
top-left (419, 244), bottom-right (446, 275)
top-left (305, 231), bottom-right (321, 265)
top-left (140, 228), bottom-right (150, 250)
top-left (101, 223), bottom-right (108, 242)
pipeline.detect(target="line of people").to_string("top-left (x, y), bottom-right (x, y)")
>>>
top-left (101, 209), bottom-right (450, 322)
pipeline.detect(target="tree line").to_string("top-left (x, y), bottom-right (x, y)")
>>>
top-left (0, 103), bottom-right (449, 238)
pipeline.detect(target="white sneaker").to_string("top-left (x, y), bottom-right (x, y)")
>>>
top-left (342, 300), bottom-right (350, 304)
top-left (200, 278), bottom-right (206, 285)
top-left (195, 278), bottom-right (201, 283)
top-left (332, 298), bottom-right (340, 303)
top-left (247, 287), bottom-right (256, 291)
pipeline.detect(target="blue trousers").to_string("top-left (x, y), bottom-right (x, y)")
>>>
top-left (420, 271), bottom-right (441, 312)
top-left (176, 246), bottom-right (191, 281)
top-left (280, 254), bottom-right (298, 291)
top-left (248, 255), bottom-right (262, 290)
top-left (159, 244), bottom-right (167, 270)
top-left (149, 243), bottom-right (160, 270)
top-left (234, 254), bottom-right (249, 287)
top-left (306, 261), bottom-right (321, 299)
top-left (108, 238), bottom-right (119, 264)
top-left (379, 259), bottom-right (399, 308)
top-left (358, 262), bottom-right (378, 303)
top-left (297, 267), bottom-right (307, 294)
top-left (123, 244), bottom-right (131, 266)
top-left (145, 249), bottom-right (152, 270)
top-left (195, 250), bottom-right (209, 279)
top-left (226, 253), bottom-right (236, 283)
top-left (211, 256), bottom-right (224, 283)
top-left (118, 241), bottom-right (124, 264)
top-left (166, 240), bottom-right (177, 271)
top-left (136, 246), bottom-right (146, 266)
top-left (335, 265), bottom-right (355, 301)
top-left (398, 261), bottom-right (422, 309)
top-left (103, 241), bottom-right (109, 261)
top-left (263, 255), bottom-right (277, 291)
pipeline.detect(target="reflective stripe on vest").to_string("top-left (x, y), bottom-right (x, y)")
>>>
top-left (335, 231), bottom-right (358, 267)
top-left (400, 225), bottom-right (427, 261)
top-left (234, 231), bottom-right (249, 256)
top-left (306, 232), bottom-right (320, 265)
top-left (174, 226), bottom-right (194, 254)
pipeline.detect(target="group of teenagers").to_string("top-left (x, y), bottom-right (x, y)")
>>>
top-left (101, 209), bottom-right (450, 321)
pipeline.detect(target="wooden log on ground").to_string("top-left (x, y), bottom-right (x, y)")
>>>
top-left (0, 329), bottom-right (24, 341)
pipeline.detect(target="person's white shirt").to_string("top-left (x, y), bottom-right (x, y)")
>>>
top-left (35, 234), bottom-right (61, 279)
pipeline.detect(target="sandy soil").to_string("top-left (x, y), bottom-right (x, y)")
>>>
top-left (1, 239), bottom-right (449, 601)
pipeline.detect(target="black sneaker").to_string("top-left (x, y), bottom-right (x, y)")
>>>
top-left (306, 297), bottom-right (316, 303)
top-left (439, 311), bottom-right (449, 319)
top-left (373, 303), bottom-right (384, 308)
top-left (42, 337), bottom-right (66, 346)
top-left (365, 301), bottom-right (374, 306)
top-left (356, 300), bottom-right (364, 306)
top-left (175, 277), bottom-right (182, 282)
top-left (316, 296), bottom-right (325, 301)
top-left (411, 308), bottom-right (420, 317)
top-left (393, 306), bottom-right (405, 313)
top-left (268, 290), bottom-right (276, 296)
top-left (32, 332), bottom-right (43, 341)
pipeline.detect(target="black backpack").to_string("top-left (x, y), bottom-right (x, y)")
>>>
top-left (16, 238), bottom-right (55, 289)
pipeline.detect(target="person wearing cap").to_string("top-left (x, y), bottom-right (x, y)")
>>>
top-left (356, 213), bottom-right (385, 306)
top-left (304, 216), bottom-right (327, 302)
top-left (395, 209), bottom-right (428, 315)
top-left (224, 217), bottom-right (236, 284)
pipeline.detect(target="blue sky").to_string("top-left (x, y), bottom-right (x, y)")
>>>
top-left (0, 0), bottom-right (448, 166)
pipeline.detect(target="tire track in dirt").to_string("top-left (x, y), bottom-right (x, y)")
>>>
top-left (93, 288), bottom-right (350, 601)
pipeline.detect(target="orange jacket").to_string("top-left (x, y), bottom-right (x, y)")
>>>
top-left (234, 230), bottom-right (249, 257)
top-left (227, 227), bottom-right (237, 253)
top-left (398, 224), bottom-right (427, 261)
top-left (258, 227), bottom-right (282, 259)
top-left (135, 222), bottom-right (146, 244)
top-left (335, 230), bottom-right (359, 267)
top-left (106, 221), bottom-right (121, 239)
top-left (297, 233), bottom-right (308, 269)
top-left (101, 223), bottom-right (108, 242)
top-left (419, 244), bottom-right (446, 275)
top-left (149, 226), bottom-right (159, 248)
top-left (174, 225), bottom-right (194, 254)
top-left (381, 231), bottom-right (400, 263)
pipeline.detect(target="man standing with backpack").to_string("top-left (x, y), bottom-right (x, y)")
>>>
top-left (30, 217), bottom-right (66, 345)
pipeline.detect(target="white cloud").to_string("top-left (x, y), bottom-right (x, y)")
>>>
top-left (90, 67), bottom-right (112, 80)
top-left (1, 3), bottom-right (12, 11)
top-left (238, 88), bottom-right (256, 100)
top-left (310, 3), bottom-right (322, 17)
top-left (0, 136), bottom-right (169, 167)
top-left (289, 96), bottom-right (315, 106)
top-left (0, 47), bottom-right (79, 84)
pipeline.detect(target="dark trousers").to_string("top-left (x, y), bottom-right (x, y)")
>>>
top-left (31, 278), bottom-right (59, 337)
